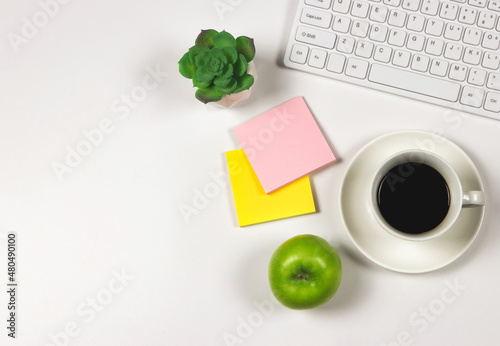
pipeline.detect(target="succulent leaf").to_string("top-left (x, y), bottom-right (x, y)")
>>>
top-left (195, 86), bottom-right (223, 104)
top-left (188, 44), bottom-right (210, 64)
top-left (219, 64), bottom-right (234, 81)
top-left (195, 29), bottom-right (219, 48)
top-left (178, 52), bottom-right (196, 79)
top-left (213, 63), bottom-right (234, 87)
top-left (233, 74), bottom-right (254, 94)
top-left (194, 52), bottom-right (215, 82)
top-left (236, 36), bottom-right (256, 62)
top-left (192, 75), bottom-right (212, 88)
top-left (222, 47), bottom-right (238, 65)
top-left (195, 67), bottom-right (215, 83)
top-left (233, 54), bottom-right (248, 77)
top-left (213, 30), bottom-right (237, 49)
top-left (214, 76), bottom-right (231, 87)
top-left (209, 48), bottom-right (228, 66)
top-left (194, 51), bottom-right (210, 67)
top-left (214, 78), bottom-right (237, 95)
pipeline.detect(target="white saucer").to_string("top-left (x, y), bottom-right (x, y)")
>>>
top-left (340, 130), bottom-right (485, 273)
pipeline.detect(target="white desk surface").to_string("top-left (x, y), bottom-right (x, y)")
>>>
top-left (1, 1), bottom-right (500, 345)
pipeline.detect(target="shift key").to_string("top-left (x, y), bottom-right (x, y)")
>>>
top-left (296, 26), bottom-right (336, 49)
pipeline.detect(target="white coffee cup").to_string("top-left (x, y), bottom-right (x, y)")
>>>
top-left (370, 150), bottom-right (485, 241)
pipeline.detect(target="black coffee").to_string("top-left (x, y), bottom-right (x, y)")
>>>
top-left (377, 162), bottom-right (450, 234)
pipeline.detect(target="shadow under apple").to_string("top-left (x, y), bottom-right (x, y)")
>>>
top-left (315, 243), bottom-right (374, 313)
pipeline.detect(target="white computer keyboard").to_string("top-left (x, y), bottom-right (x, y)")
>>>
top-left (284, 0), bottom-right (500, 120)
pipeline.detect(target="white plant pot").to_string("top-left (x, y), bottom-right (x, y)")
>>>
top-left (214, 61), bottom-right (257, 108)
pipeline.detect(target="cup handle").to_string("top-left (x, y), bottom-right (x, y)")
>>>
top-left (462, 190), bottom-right (485, 207)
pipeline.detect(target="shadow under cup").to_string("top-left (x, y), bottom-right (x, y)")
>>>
top-left (371, 151), bottom-right (485, 241)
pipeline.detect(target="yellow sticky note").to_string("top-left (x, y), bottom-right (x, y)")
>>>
top-left (226, 149), bottom-right (316, 227)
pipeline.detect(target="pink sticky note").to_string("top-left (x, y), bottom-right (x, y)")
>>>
top-left (233, 96), bottom-right (335, 193)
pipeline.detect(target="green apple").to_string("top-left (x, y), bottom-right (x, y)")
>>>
top-left (268, 234), bottom-right (342, 310)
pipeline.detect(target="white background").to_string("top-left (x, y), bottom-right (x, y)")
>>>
top-left (1, 0), bottom-right (500, 345)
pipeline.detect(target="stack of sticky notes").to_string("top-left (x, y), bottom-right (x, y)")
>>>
top-left (226, 96), bottom-right (336, 226)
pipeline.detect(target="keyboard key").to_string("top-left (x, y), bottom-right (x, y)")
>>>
top-left (444, 42), bottom-right (464, 60)
top-left (402, 0), bottom-right (421, 11)
top-left (449, 63), bottom-right (468, 81)
top-left (370, 24), bottom-right (389, 41)
top-left (440, 3), bottom-right (459, 20)
top-left (300, 8), bottom-right (333, 28)
top-left (369, 4), bottom-right (389, 22)
top-left (407, 33), bottom-right (425, 50)
top-left (458, 7), bottom-right (478, 24)
top-left (482, 52), bottom-right (500, 69)
top-left (425, 38), bottom-right (444, 55)
top-left (463, 47), bottom-right (482, 65)
top-left (430, 58), bottom-right (449, 76)
top-left (290, 44), bottom-right (309, 64)
top-left (421, 0), bottom-right (440, 15)
top-left (351, 20), bottom-right (370, 37)
top-left (388, 28), bottom-right (407, 46)
top-left (355, 40), bottom-right (375, 57)
top-left (369, 64), bottom-right (461, 101)
top-left (309, 48), bottom-right (328, 68)
top-left (383, 0), bottom-right (401, 6)
top-left (351, 0), bottom-right (371, 17)
top-left (407, 14), bottom-right (426, 31)
top-left (345, 58), bottom-right (370, 78)
top-left (327, 53), bottom-right (346, 73)
top-left (488, 1), bottom-right (500, 12)
top-left (305, 0), bottom-right (333, 9)
top-left (444, 23), bottom-right (464, 41)
top-left (333, 0), bottom-right (352, 13)
top-left (484, 92), bottom-right (500, 112)
top-left (482, 32), bottom-right (500, 50)
top-left (411, 54), bottom-right (430, 71)
top-left (487, 73), bottom-right (500, 91)
top-left (425, 19), bottom-right (444, 36)
top-left (296, 26), bottom-right (337, 48)
top-left (477, 11), bottom-right (497, 29)
top-left (463, 28), bottom-right (482, 45)
top-left (332, 15), bottom-right (351, 32)
top-left (388, 9), bottom-right (407, 26)
top-left (468, 0), bottom-right (487, 8)
top-left (393, 49), bottom-right (412, 67)
top-left (460, 86), bottom-right (485, 108)
top-left (337, 35), bottom-right (356, 52)
top-left (468, 68), bottom-right (487, 85)
top-left (374, 45), bottom-right (393, 62)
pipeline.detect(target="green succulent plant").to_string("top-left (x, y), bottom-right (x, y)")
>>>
top-left (178, 29), bottom-right (256, 104)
